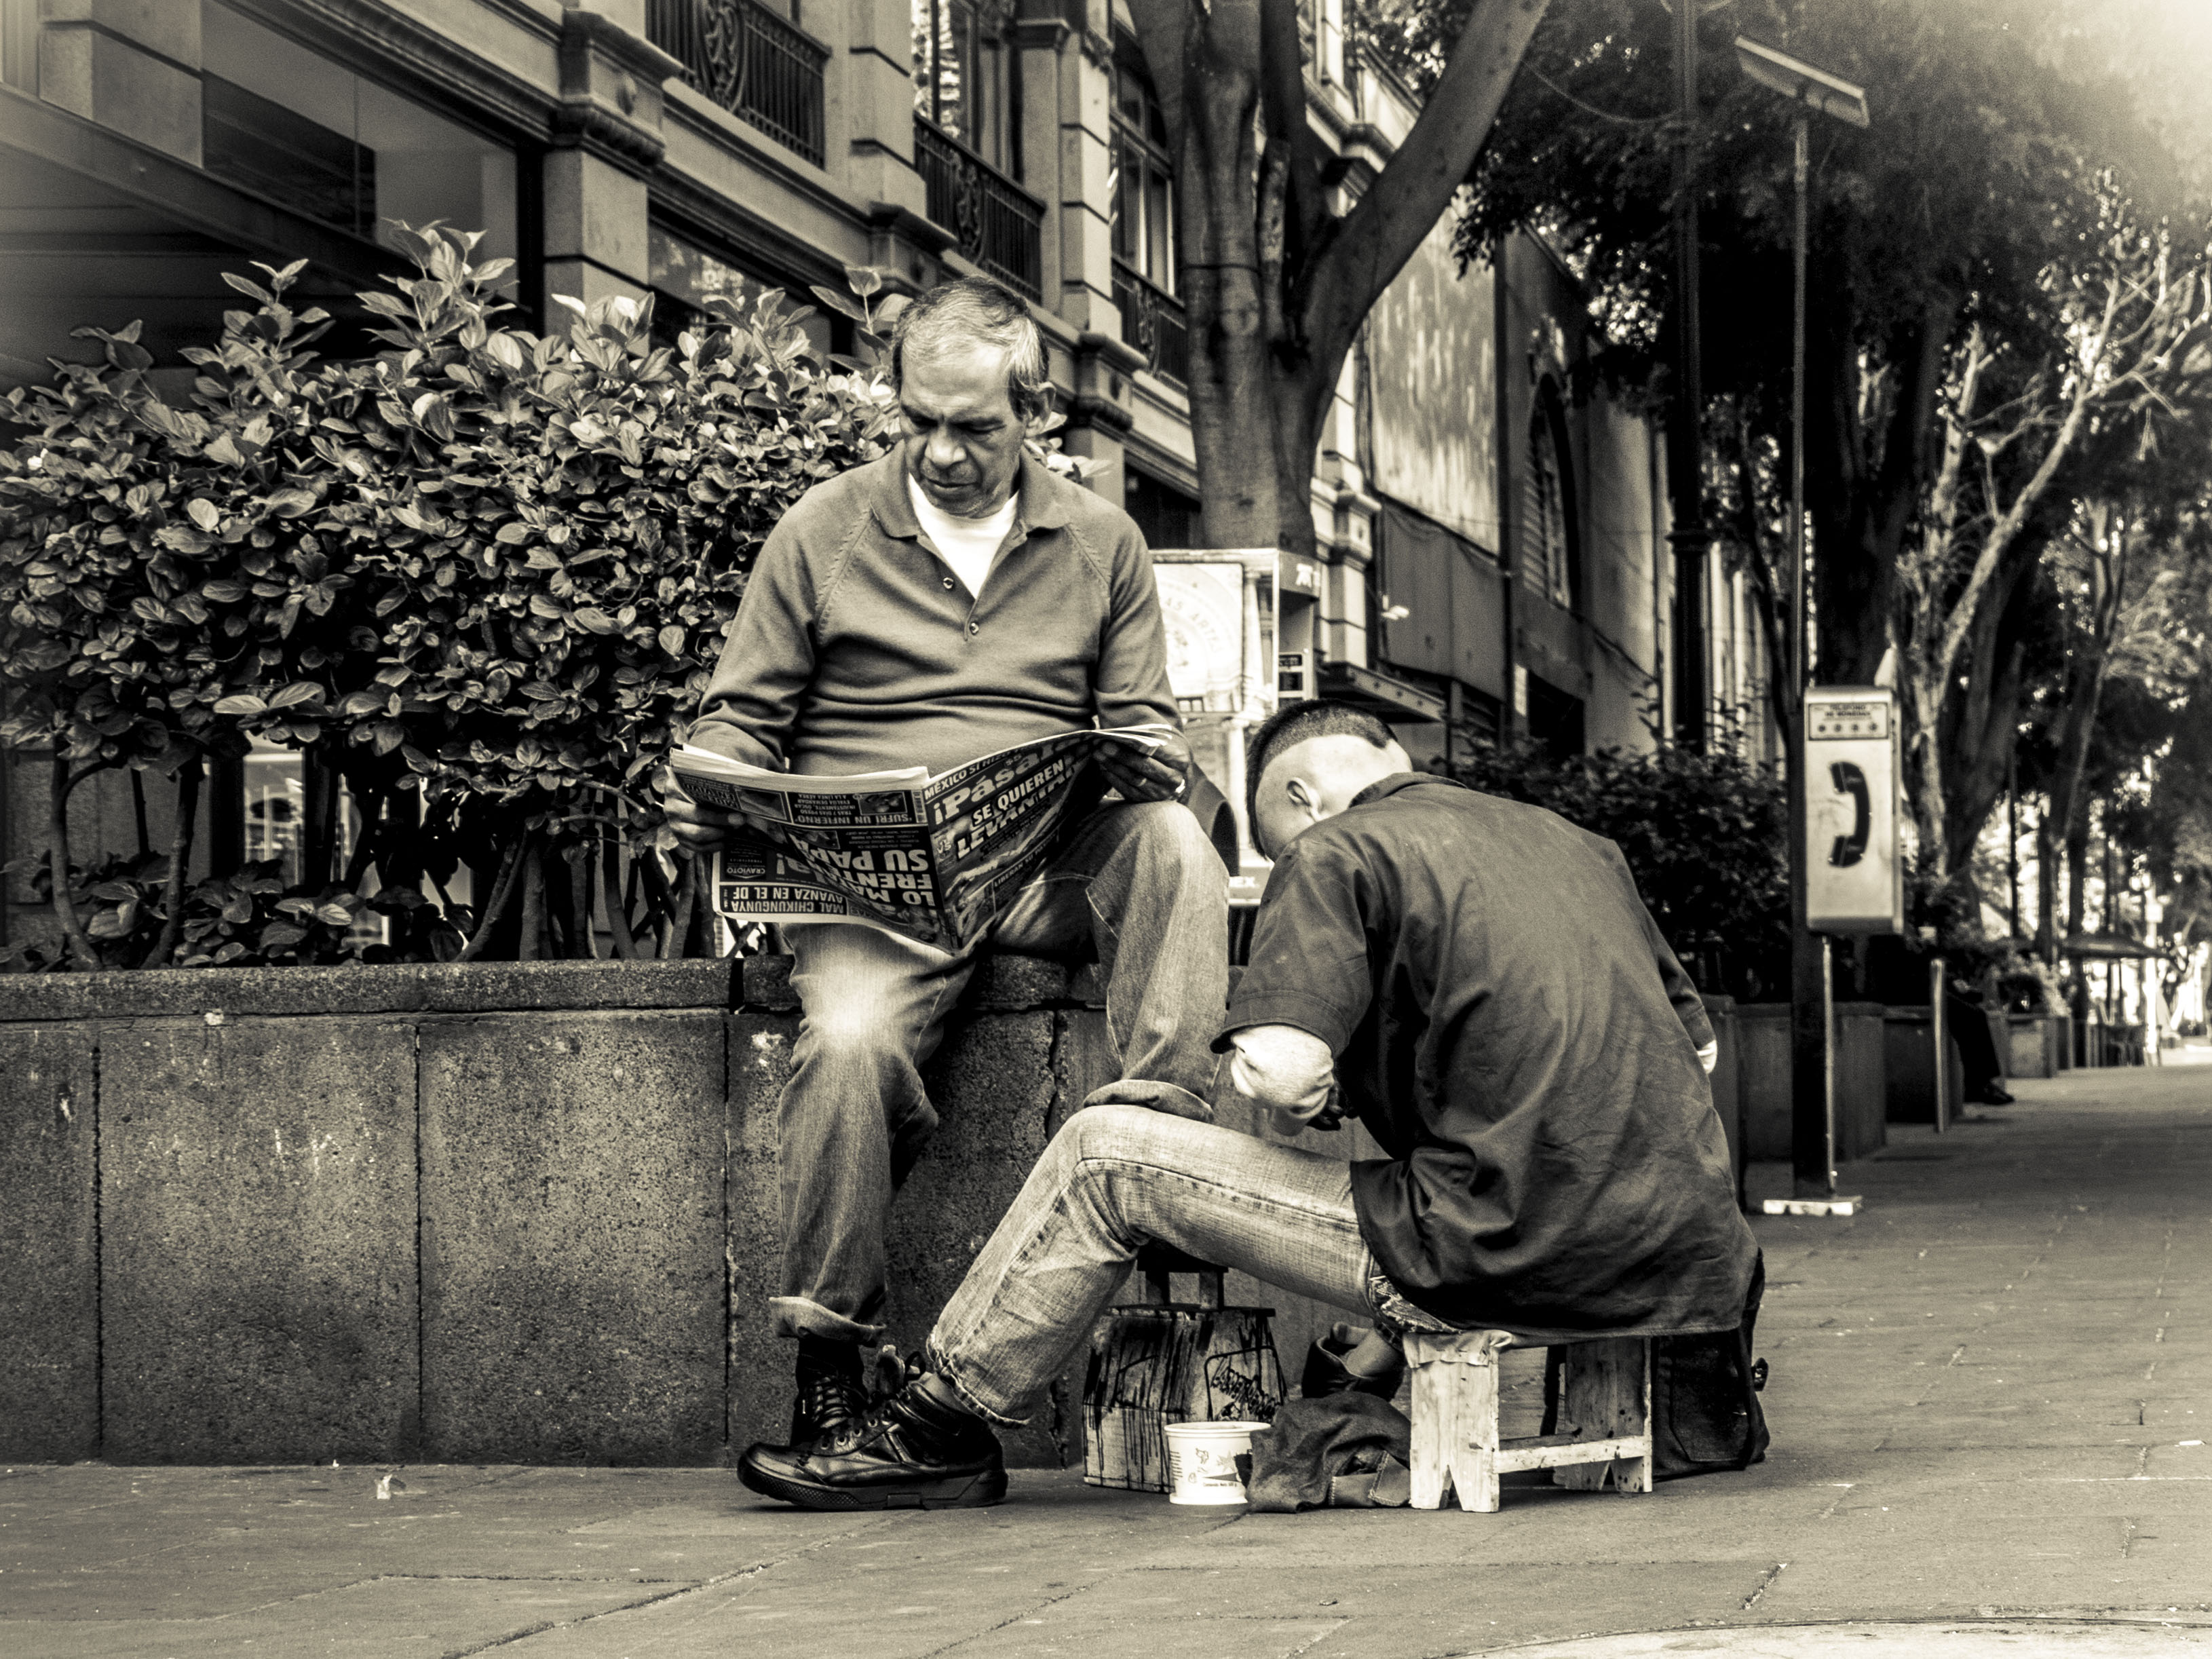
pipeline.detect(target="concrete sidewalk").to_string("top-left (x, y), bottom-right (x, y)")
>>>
top-left (4, 1066), bottom-right (2209, 1658)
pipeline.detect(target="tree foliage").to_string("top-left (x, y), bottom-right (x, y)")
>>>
top-left (1452, 732), bottom-right (1790, 999)
top-left (1453, 0), bottom-right (2212, 924)
top-left (0, 228), bottom-right (903, 967)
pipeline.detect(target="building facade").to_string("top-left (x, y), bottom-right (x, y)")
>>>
top-left (0, 0), bottom-right (1774, 936)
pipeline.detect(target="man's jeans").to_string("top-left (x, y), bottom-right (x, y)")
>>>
top-left (772, 800), bottom-right (1228, 1345)
top-left (926, 1103), bottom-right (1422, 1424)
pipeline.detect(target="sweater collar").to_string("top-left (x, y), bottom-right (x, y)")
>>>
top-left (867, 449), bottom-right (1073, 541)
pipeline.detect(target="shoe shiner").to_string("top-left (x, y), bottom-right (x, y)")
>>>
top-left (738, 700), bottom-right (1760, 1511)
top-left (666, 275), bottom-right (1230, 1454)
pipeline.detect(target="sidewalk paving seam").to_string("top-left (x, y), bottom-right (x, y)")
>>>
top-left (451, 1510), bottom-right (917, 1655)
top-left (919, 1508), bottom-right (1257, 1658)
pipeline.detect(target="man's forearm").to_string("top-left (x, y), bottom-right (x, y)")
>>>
top-left (1225, 1024), bottom-right (1338, 1126)
top-left (683, 710), bottom-right (782, 772)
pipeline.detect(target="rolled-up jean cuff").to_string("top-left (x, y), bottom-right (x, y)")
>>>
top-left (769, 1295), bottom-right (885, 1346)
top-left (924, 1343), bottom-right (1032, 1428)
top-left (1362, 1257), bottom-right (1455, 1343)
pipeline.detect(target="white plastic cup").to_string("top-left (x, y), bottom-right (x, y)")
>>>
top-left (1162, 1419), bottom-right (1267, 1505)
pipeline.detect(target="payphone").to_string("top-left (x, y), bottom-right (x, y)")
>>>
top-left (1804, 686), bottom-right (1903, 936)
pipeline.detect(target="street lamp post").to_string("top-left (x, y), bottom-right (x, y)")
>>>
top-left (1668, 0), bottom-right (1706, 755)
top-left (1733, 36), bottom-right (1869, 1204)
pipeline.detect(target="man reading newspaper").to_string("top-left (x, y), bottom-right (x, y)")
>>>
top-left (664, 276), bottom-right (1229, 1452)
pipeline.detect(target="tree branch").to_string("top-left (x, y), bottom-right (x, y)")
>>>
top-left (1297, 0), bottom-right (1550, 431)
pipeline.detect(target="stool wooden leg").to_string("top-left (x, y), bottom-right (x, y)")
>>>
top-left (1552, 1337), bottom-right (1652, 1493)
top-left (1405, 1330), bottom-right (1512, 1512)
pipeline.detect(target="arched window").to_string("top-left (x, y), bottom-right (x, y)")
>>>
top-left (1521, 385), bottom-right (1578, 610)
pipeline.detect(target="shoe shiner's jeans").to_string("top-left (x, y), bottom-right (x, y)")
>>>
top-left (926, 1103), bottom-right (1445, 1425)
top-left (771, 801), bottom-right (1229, 1346)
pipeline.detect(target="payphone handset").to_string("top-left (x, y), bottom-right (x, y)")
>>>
top-left (1827, 761), bottom-right (1870, 868)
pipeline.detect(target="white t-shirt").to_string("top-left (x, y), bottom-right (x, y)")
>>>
top-left (908, 476), bottom-right (1017, 601)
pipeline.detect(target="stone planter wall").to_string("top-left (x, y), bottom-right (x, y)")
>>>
top-left (1883, 1006), bottom-right (1966, 1124)
top-left (2006, 1013), bottom-right (2065, 1080)
top-left (0, 957), bottom-right (1115, 1468)
top-left (1735, 1002), bottom-right (1888, 1168)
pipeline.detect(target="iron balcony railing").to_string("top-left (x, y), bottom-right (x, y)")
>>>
top-left (913, 116), bottom-right (1045, 302)
top-left (1112, 260), bottom-right (1188, 385)
top-left (649, 0), bottom-right (828, 167)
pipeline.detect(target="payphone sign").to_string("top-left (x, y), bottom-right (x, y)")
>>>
top-left (1805, 687), bottom-right (1904, 935)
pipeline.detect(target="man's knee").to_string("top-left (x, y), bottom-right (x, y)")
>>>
top-left (788, 1002), bottom-right (931, 1127)
top-left (1117, 801), bottom-right (1225, 885)
top-left (1056, 1100), bottom-right (1168, 1168)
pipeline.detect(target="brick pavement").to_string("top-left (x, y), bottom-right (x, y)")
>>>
top-left (3, 1065), bottom-right (2207, 1658)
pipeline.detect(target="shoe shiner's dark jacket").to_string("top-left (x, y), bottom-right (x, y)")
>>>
top-left (1219, 774), bottom-right (1757, 1343)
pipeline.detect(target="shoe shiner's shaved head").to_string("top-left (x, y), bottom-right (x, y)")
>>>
top-left (1245, 700), bottom-right (1410, 858)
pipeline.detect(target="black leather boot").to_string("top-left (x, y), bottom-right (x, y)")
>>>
top-left (740, 1373), bottom-right (1007, 1511)
top-left (790, 1337), bottom-right (870, 1448)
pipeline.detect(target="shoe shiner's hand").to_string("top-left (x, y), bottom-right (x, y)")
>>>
top-left (1095, 729), bottom-right (1192, 803)
top-left (1227, 1025), bottom-right (1340, 1130)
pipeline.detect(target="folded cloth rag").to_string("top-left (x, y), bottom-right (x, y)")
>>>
top-left (1242, 1393), bottom-right (1413, 1512)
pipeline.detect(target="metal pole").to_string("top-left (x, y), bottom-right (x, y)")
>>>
top-left (1931, 956), bottom-right (1950, 1134)
top-left (1789, 113), bottom-right (1808, 693)
top-left (1787, 112), bottom-right (1831, 1200)
top-left (1668, 0), bottom-right (1707, 752)
top-left (1821, 932), bottom-right (1836, 1174)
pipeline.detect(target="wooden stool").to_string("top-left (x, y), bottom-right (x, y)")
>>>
top-left (1404, 1329), bottom-right (1652, 1512)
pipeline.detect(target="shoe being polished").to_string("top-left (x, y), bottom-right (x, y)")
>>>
top-left (789, 1337), bottom-right (871, 1448)
top-left (1301, 1322), bottom-right (1406, 1400)
top-left (740, 1373), bottom-right (1008, 1511)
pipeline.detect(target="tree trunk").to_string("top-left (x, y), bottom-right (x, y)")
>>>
top-left (455, 837), bottom-right (526, 963)
top-left (44, 752), bottom-right (96, 968)
top-left (148, 757), bottom-right (202, 969)
top-left (601, 839), bottom-right (640, 960)
top-left (1131, 0), bottom-right (1548, 558)
top-left (1903, 663), bottom-right (1948, 883)
top-left (1807, 297), bottom-right (1957, 685)
top-left (1168, 2), bottom-right (1280, 551)
top-left (2065, 798), bottom-right (2091, 1023)
top-left (2035, 791), bottom-right (2057, 964)
top-left (565, 840), bottom-right (597, 960)
top-left (1937, 552), bottom-right (2040, 873)
top-left (517, 837), bottom-right (546, 961)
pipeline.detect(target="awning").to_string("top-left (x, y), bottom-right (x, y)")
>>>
top-left (2062, 932), bottom-right (2161, 961)
top-left (1315, 661), bottom-right (1447, 725)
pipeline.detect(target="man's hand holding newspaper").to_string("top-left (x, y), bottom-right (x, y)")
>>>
top-left (662, 725), bottom-right (1179, 951)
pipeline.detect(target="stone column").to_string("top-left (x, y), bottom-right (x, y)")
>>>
top-left (847, 0), bottom-right (926, 217)
top-left (1065, 332), bottom-right (1145, 508)
top-left (1013, 14), bottom-right (1069, 305)
top-left (37, 0), bottom-right (202, 162)
top-left (541, 8), bottom-right (681, 321)
top-left (1046, 3), bottom-right (1117, 338)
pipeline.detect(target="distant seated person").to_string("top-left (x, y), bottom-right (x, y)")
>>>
top-left (737, 700), bottom-right (1759, 1511)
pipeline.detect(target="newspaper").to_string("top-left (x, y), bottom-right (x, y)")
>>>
top-left (674, 725), bottom-right (1173, 951)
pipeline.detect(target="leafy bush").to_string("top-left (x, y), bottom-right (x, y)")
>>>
top-left (0, 229), bottom-right (907, 967)
top-left (1451, 736), bottom-right (1791, 1000)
